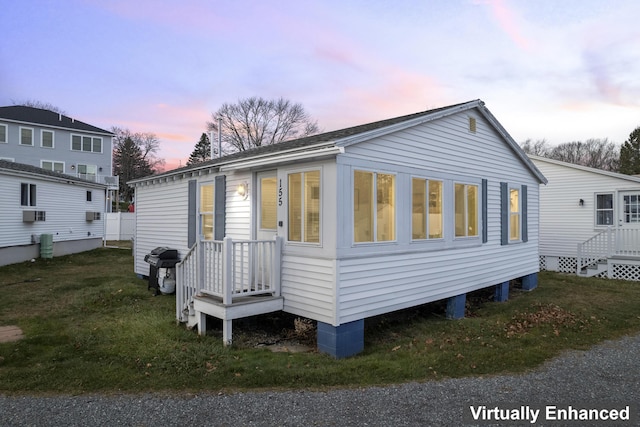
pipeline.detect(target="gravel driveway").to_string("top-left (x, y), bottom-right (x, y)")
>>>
top-left (1, 333), bottom-right (639, 426)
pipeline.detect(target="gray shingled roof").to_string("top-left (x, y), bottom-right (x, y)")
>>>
top-left (146, 100), bottom-right (476, 180)
top-left (0, 159), bottom-right (106, 187)
top-left (0, 106), bottom-right (113, 135)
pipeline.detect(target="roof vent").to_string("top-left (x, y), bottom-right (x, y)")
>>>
top-left (469, 117), bottom-right (477, 133)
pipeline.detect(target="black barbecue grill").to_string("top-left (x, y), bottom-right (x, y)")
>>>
top-left (144, 247), bottom-right (180, 295)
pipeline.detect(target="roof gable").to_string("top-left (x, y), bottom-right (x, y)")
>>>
top-left (130, 99), bottom-right (546, 184)
top-left (530, 155), bottom-right (640, 184)
top-left (0, 106), bottom-right (113, 135)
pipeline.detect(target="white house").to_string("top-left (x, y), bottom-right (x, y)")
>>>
top-left (130, 100), bottom-right (547, 358)
top-left (0, 160), bottom-right (107, 266)
top-left (530, 155), bottom-right (640, 280)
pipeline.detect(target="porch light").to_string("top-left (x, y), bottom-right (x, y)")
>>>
top-left (70, 164), bottom-right (75, 170)
top-left (237, 182), bottom-right (249, 200)
top-left (579, 199), bottom-right (584, 207)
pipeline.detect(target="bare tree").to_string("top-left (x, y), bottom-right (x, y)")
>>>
top-left (520, 139), bottom-right (550, 156)
top-left (12, 99), bottom-right (66, 115)
top-left (207, 97), bottom-right (320, 154)
top-left (549, 139), bottom-right (619, 171)
top-left (111, 127), bottom-right (166, 173)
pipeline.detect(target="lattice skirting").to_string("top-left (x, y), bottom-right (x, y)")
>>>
top-left (540, 256), bottom-right (577, 273)
top-left (610, 263), bottom-right (640, 281)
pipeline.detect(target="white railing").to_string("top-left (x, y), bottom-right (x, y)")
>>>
top-left (176, 243), bottom-right (198, 322)
top-left (175, 236), bottom-right (282, 320)
top-left (577, 228), bottom-right (640, 272)
top-left (614, 228), bottom-right (640, 257)
top-left (70, 173), bottom-right (119, 189)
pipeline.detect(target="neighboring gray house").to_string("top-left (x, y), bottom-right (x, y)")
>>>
top-left (0, 160), bottom-right (107, 266)
top-left (130, 100), bottom-right (547, 358)
top-left (0, 105), bottom-right (117, 198)
top-left (530, 155), bottom-right (640, 280)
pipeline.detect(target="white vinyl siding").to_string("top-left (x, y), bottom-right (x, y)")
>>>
top-left (281, 255), bottom-right (335, 324)
top-left (0, 173), bottom-right (104, 249)
top-left (532, 157), bottom-right (640, 258)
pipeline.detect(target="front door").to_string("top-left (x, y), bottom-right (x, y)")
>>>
top-left (257, 171), bottom-right (278, 240)
top-left (255, 171), bottom-right (278, 288)
top-left (619, 191), bottom-right (640, 230)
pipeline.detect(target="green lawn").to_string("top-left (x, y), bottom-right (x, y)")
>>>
top-left (1, 246), bottom-right (639, 395)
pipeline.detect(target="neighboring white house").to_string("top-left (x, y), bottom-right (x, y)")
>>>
top-left (530, 155), bottom-right (640, 280)
top-left (129, 100), bottom-right (547, 358)
top-left (0, 159), bottom-right (107, 266)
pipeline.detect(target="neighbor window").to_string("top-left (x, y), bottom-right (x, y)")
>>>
top-left (200, 183), bottom-right (214, 240)
top-left (20, 183), bottom-right (36, 206)
top-left (509, 187), bottom-right (521, 241)
top-left (354, 170), bottom-right (395, 242)
top-left (41, 161), bottom-right (64, 173)
top-left (288, 170), bottom-right (320, 243)
top-left (0, 124), bottom-right (7, 143)
top-left (77, 164), bottom-right (97, 181)
top-left (86, 191), bottom-right (92, 202)
top-left (20, 127), bottom-right (34, 146)
top-left (454, 183), bottom-right (478, 238)
top-left (596, 193), bottom-right (614, 226)
top-left (412, 178), bottom-right (443, 239)
top-left (71, 135), bottom-right (102, 153)
top-left (41, 130), bottom-right (54, 148)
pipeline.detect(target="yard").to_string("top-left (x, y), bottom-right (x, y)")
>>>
top-left (1, 245), bottom-right (640, 395)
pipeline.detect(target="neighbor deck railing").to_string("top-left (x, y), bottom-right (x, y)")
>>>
top-left (176, 236), bottom-right (282, 321)
top-left (577, 227), bottom-right (640, 273)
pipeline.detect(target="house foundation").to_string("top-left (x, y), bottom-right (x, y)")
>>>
top-left (495, 281), bottom-right (509, 302)
top-left (446, 294), bottom-right (466, 319)
top-left (522, 273), bottom-right (538, 291)
top-left (317, 319), bottom-right (364, 359)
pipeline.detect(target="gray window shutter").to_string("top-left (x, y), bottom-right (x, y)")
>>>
top-left (482, 179), bottom-right (488, 243)
top-left (187, 180), bottom-right (197, 247)
top-left (214, 175), bottom-right (226, 241)
top-left (522, 185), bottom-right (528, 243)
top-left (500, 182), bottom-right (508, 245)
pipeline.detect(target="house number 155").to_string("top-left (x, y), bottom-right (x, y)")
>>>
top-left (278, 179), bottom-right (283, 206)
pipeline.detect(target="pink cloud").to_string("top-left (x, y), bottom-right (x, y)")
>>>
top-left (476, 0), bottom-right (533, 50)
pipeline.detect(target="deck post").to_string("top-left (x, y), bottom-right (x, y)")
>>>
top-left (521, 273), bottom-right (538, 291)
top-left (198, 311), bottom-right (207, 336)
top-left (317, 319), bottom-right (364, 359)
top-left (222, 237), bottom-right (233, 305)
top-left (495, 281), bottom-right (509, 302)
top-left (222, 319), bottom-right (232, 346)
top-left (446, 294), bottom-right (466, 319)
top-left (273, 236), bottom-right (282, 296)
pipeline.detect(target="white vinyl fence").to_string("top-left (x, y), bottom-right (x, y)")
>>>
top-left (105, 212), bottom-right (136, 241)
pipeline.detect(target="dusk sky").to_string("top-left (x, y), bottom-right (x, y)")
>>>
top-left (2, 0), bottom-right (640, 171)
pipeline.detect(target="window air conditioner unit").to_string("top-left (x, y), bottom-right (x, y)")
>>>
top-left (23, 211), bottom-right (46, 222)
top-left (86, 211), bottom-right (101, 221)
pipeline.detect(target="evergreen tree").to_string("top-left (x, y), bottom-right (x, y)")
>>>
top-left (619, 127), bottom-right (640, 175)
top-left (113, 136), bottom-right (153, 202)
top-left (186, 133), bottom-right (212, 165)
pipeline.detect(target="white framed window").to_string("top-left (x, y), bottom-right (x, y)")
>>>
top-left (41, 130), bottom-right (54, 148)
top-left (595, 193), bottom-right (614, 226)
top-left (354, 170), bottom-right (396, 243)
top-left (412, 177), bottom-right (443, 240)
top-left (0, 124), bottom-right (7, 143)
top-left (20, 183), bottom-right (36, 206)
top-left (509, 187), bottom-right (521, 241)
top-left (622, 194), bottom-right (640, 224)
top-left (288, 170), bottom-right (321, 244)
top-left (77, 164), bottom-right (97, 181)
top-left (71, 134), bottom-right (103, 153)
top-left (41, 160), bottom-right (64, 173)
top-left (20, 127), bottom-right (34, 146)
top-left (454, 182), bottom-right (479, 238)
top-left (199, 182), bottom-right (214, 240)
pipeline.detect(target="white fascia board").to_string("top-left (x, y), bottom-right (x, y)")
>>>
top-left (219, 145), bottom-right (343, 171)
top-left (335, 100), bottom-right (482, 148)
